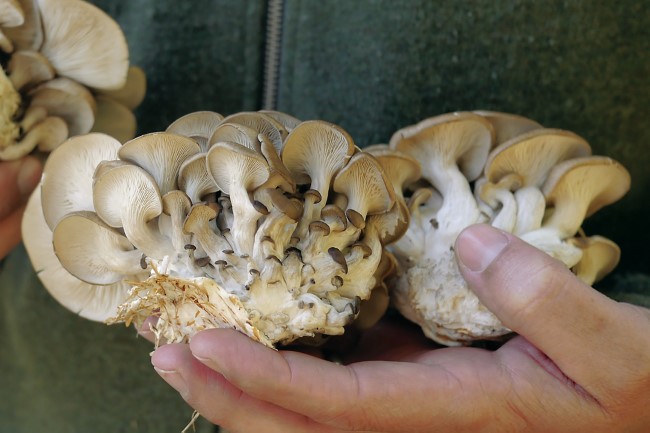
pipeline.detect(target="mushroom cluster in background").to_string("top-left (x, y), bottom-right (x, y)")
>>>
top-left (22, 111), bottom-right (406, 348)
top-left (0, 0), bottom-right (145, 160)
top-left (387, 111), bottom-right (630, 346)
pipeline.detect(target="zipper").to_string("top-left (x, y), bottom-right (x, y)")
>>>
top-left (262, 0), bottom-right (285, 110)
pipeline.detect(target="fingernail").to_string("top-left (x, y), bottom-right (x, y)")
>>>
top-left (154, 367), bottom-right (189, 397)
top-left (17, 158), bottom-right (41, 198)
top-left (456, 224), bottom-right (510, 272)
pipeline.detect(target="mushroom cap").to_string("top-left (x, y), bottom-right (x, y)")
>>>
top-left (90, 94), bottom-right (137, 143)
top-left (542, 156), bottom-right (631, 221)
top-left (206, 141), bottom-right (270, 195)
top-left (221, 111), bottom-right (285, 151)
top-left (166, 111), bottom-right (224, 151)
top-left (258, 110), bottom-right (301, 132)
top-left (37, 0), bottom-right (129, 90)
top-left (53, 210), bottom-right (142, 285)
top-left (93, 163), bottom-right (163, 228)
top-left (0, 0), bottom-right (24, 27)
top-left (364, 145), bottom-right (422, 196)
top-left (177, 152), bottom-right (218, 203)
top-left (474, 110), bottom-right (543, 145)
top-left (96, 65), bottom-right (147, 110)
top-left (28, 77), bottom-right (96, 136)
top-left (389, 112), bottom-right (494, 184)
top-left (484, 128), bottom-right (592, 187)
top-left (208, 122), bottom-right (261, 151)
top-left (569, 235), bottom-right (621, 285)
top-left (41, 132), bottom-right (122, 230)
top-left (332, 152), bottom-right (395, 229)
top-left (7, 50), bottom-right (55, 91)
top-left (3, 0), bottom-right (42, 51)
top-left (118, 132), bottom-right (201, 195)
top-left (22, 187), bottom-right (132, 321)
top-left (281, 120), bottom-right (355, 189)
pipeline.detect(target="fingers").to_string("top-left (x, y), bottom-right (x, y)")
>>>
top-left (0, 157), bottom-right (41, 259)
top-left (455, 224), bottom-right (650, 402)
top-left (0, 157), bottom-right (42, 219)
top-left (151, 343), bottom-right (333, 433)
top-left (186, 328), bottom-right (495, 432)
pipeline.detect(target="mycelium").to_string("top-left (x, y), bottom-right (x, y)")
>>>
top-left (0, 0), bottom-right (145, 160)
top-left (22, 111), bottom-right (406, 348)
top-left (388, 111), bottom-right (630, 346)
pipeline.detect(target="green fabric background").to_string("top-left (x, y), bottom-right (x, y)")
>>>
top-left (1, 0), bottom-right (648, 432)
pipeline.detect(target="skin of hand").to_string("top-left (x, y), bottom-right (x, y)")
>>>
top-left (0, 157), bottom-right (42, 260)
top-left (150, 224), bottom-right (650, 433)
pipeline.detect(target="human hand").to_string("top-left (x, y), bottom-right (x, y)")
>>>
top-left (151, 224), bottom-right (650, 433)
top-left (0, 157), bottom-right (41, 260)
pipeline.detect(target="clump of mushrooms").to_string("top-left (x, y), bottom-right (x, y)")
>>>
top-left (387, 111), bottom-right (630, 346)
top-left (0, 0), bottom-right (146, 160)
top-left (22, 110), bottom-right (405, 348)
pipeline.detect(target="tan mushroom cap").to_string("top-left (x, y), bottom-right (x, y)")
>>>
top-left (41, 133), bottom-right (122, 230)
top-left (281, 120), bottom-right (355, 191)
top-left (541, 156), bottom-right (631, 237)
top-left (3, 0), bottom-right (42, 51)
top-left (221, 111), bottom-right (285, 151)
top-left (474, 110), bottom-right (543, 145)
top-left (484, 128), bottom-right (592, 187)
top-left (209, 122), bottom-right (260, 151)
top-left (389, 112), bottom-right (494, 187)
top-left (259, 110), bottom-right (301, 132)
top-left (177, 152), bottom-right (218, 203)
top-left (90, 95), bottom-right (136, 143)
top-left (92, 163), bottom-right (169, 259)
top-left (37, 0), bottom-right (129, 90)
top-left (332, 152), bottom-right (395, 229)
top-left (364, 145), bottom-right (422, 198)
top-left (22, 187), bottom-right (132, 322)
top-left (569, 235), bottom-right (621, 285)
top-left (0, 0), bottom-right (24, 28)
top-left (97, 66), bottom-right (147, 110)
top-left (7, 50), bottom-right (55, 91)
top-left (206, 141), bottom-right (270, 195)
top-left (166, 111), bottom-right (224, 151)
top-left (118, 132), bottom-right (201, 195)
top-left (53, 210), bottom-right (143, 285)
top-left (28, 77), bottom-right (96, 136)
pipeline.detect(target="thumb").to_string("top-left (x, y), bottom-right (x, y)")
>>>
top-left (455, 224), bottom-right (650, 401)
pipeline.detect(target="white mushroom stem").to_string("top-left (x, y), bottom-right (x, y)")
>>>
top-left (183, 203), bottom-right (240, 267)
top-left (476, 179), bottom-right (517, 232)
top-left (0, 116), bottom-right (68, 159)
top-left (513, 187), bottom-right (546, 235)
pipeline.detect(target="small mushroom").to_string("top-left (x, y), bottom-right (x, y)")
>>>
top-left (569, 235), bottom-right (621, 286)
top-left (53, 211), bottom-right (143, 285)
top-left (206, 141), bottom-right (270, 255)
top-left (118, 132), bottom-right (201, 195)
top-left (177, 152), bottom-right (219, 204)
top-left (92, 163), bottom-right (171, 259)
top-left (332, 152), bottom-right (395, 229)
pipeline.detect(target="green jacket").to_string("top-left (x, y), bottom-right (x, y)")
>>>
top-left (1, 1), bottom-right (648, 431)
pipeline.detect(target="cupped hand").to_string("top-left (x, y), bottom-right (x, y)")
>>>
top-left (0, 157), bottom-right (41, 260)
top-left (151, 224), bottom-right (650, 433)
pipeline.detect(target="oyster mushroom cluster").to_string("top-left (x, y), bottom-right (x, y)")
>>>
top-left (22, 110), bottom-right (405, 348)
top-left (387, 111), bottom-right (630, 346)
top-left (0, 0), bottom-right (145, 160)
